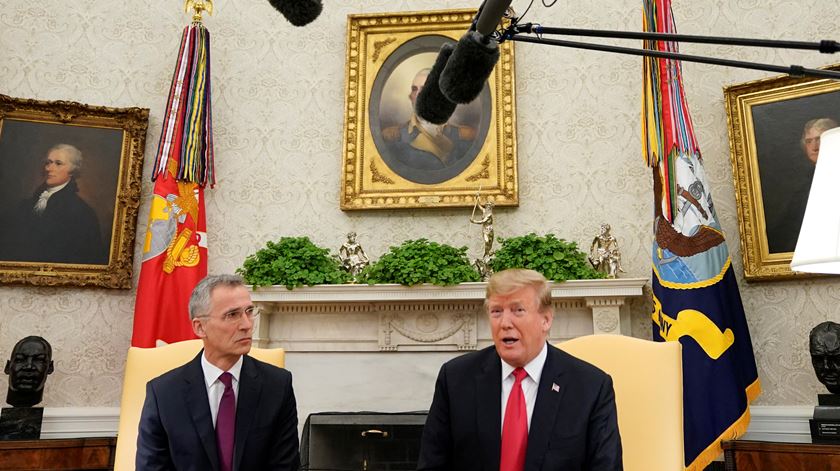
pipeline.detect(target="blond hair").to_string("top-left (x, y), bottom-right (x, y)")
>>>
top-left (485, 268), bottom-right (552, 312)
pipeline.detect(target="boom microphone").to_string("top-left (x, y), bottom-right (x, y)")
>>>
top-left (414, 0), bottom-right (512, 123)
top-left (439, 30), bottom-right (501, 104)
top-left (474, 0), bottom-right (514, 37)
top-left (267, 0), bottom-right (323, 27)
top-left (440, 0), bottom-right (512, 104)
top-left (415, 43), bottom-right (458, 125)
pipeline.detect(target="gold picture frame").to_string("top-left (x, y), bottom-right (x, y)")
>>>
top-left (341, 9), bottom-right (518, 210)
top-left (724, 65), bottom-right (840, 281)
top-left (0, 94), bottom-right (149, 288)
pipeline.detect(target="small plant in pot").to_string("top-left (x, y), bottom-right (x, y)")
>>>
top-left (357, 238), bottom-right (481, 286)
top-left (237, 236), bottom-right (351, 289)
top-left (490, 233), bottom-right (605, 281)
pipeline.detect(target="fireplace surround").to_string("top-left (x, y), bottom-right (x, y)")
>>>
top-left (250, 279), bottom-right (647, 427)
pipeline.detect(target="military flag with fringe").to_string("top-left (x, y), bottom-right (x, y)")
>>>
top-left (642, 1), bottom-right (761, 469)
top-left (132, 18), bottom-right (214, 347)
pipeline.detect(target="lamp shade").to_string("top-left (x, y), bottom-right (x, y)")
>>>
top-left (791, 127), bottom-right (840, 273)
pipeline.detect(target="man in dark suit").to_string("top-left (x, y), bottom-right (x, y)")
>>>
top-left (417, 269), bottom-right (622, 471)
top-left (0, 143), bottom-right (105, 264)
top-left (136, 274), bottom-right (300, 471)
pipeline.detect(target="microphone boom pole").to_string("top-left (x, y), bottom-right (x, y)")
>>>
top-left (511, 24), bottom-right (840, 54)
top-left (416, 1), bottom-right (840, 123)
top-left (504, 34), bottom-right (840, 80)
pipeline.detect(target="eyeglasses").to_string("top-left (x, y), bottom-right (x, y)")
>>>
top-left (197, 306), bottom-right (260, 324)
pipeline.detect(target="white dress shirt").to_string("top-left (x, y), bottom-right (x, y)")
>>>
top-left (500, 342), bottom-right (548, 432)
top-left (201, 354), bottom-right (243, 427)
top-left (33, 181), bottom-right (69, 214)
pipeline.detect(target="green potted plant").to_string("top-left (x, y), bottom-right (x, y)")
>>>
top-left (490, 233), bottom-right (605, 281)
top-left (237, 236), bottom-right (351, 289)
top-left (357, 238), bottom-right (480, 286)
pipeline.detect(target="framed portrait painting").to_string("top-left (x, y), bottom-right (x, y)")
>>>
top-left (341, 9), bottom-right (518, 210)
top-left (0, 94), bottom-right (148, 288)
top-left (724, 65), bottom-right (840, 281)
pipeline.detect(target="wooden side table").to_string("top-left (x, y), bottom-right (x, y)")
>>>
top-left (723, 439), bottom-right (840, 471)
top-left (0, 437), bottom-right (115, 471)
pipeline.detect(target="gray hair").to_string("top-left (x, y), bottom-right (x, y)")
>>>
top-left (802, 118), bottom-right (839, 141)
top-left (48, 143), bottom-right (83, 175)
top-left (188, 274), bottom-right (246, 319)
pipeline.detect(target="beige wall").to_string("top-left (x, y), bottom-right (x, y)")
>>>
top-left (0, 0), bottom-right (838, 408)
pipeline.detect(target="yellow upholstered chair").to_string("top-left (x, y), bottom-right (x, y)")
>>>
top-left (113, 339), bottom-right (285, 471)
top-left (557, 335), bottom-right (684, 471)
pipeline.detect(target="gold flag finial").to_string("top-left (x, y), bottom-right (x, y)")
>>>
top-left (185, 0), bottom-right (213, 23)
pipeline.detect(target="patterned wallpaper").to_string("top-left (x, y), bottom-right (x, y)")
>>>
top-left (0, 0), bottom-right (838, 407)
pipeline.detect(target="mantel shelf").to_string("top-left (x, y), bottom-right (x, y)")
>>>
top-left (249, 278), bottom-right (649, 303)
top-left (249, 278), bottom-right (649, 352)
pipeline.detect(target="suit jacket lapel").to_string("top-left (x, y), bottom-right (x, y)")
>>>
top-left (184, 351), bottom-right (221, 471)
top-left (475, 349), bottom-right (502, 471)
top-left (232, 356), bottom-right (262, 471)
top-left (525, 344), bottom-right (567, 471)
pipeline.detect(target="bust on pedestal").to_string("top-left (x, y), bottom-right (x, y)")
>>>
top-left (0, 336), bottom-right (54, 440)
top-left (810, 322), bottom-right (840, 442)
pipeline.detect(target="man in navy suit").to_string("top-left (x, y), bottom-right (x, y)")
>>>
top-left (136, 274), bottom-right (300, 471)
top-left (417, 269), bottom-right (622, 470)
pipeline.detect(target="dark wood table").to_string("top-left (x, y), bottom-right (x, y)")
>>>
top-left (0, 437), bottom-right (115, 471)
top-left (723, 439), bottom-right (840, 471)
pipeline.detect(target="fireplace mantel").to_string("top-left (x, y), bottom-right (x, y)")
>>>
top-left (250, 278), bottom-right (648, 352)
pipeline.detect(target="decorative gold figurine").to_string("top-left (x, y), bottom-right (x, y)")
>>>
top-left (589, 223), bottom-right (625, 279)
top-left (339, 232), bottom-right (370, 279)
top-left (184, 0), bottom-right (213, 22)
top-left (470, 191), bottom-right (495, 280)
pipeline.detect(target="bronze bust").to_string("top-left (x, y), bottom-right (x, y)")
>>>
top-left (810, 322), bottom-right (840, 395)
top-left (4, 336), bottom-right (54, 407)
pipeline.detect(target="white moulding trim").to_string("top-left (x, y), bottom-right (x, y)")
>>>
top-left (741, 405), bottom-right (813, 443)
top-left (249, 278), bottom-right (649, 303)
top-left (40, 406), bottom-right (120, 439)
top-left (33, 404), bottom-right (811, 442)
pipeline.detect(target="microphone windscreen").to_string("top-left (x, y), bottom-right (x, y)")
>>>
top-left (440, 31), bottom-right (500, 104)
top-left (415, 43), bottom-right (458, 125)
top-left (267, 0), bottom-right (323, 27)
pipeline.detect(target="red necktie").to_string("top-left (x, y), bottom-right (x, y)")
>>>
top-left (216, 372), bottom-right (236, 471)
top-left (500, 367), bottom-right (528, 471)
